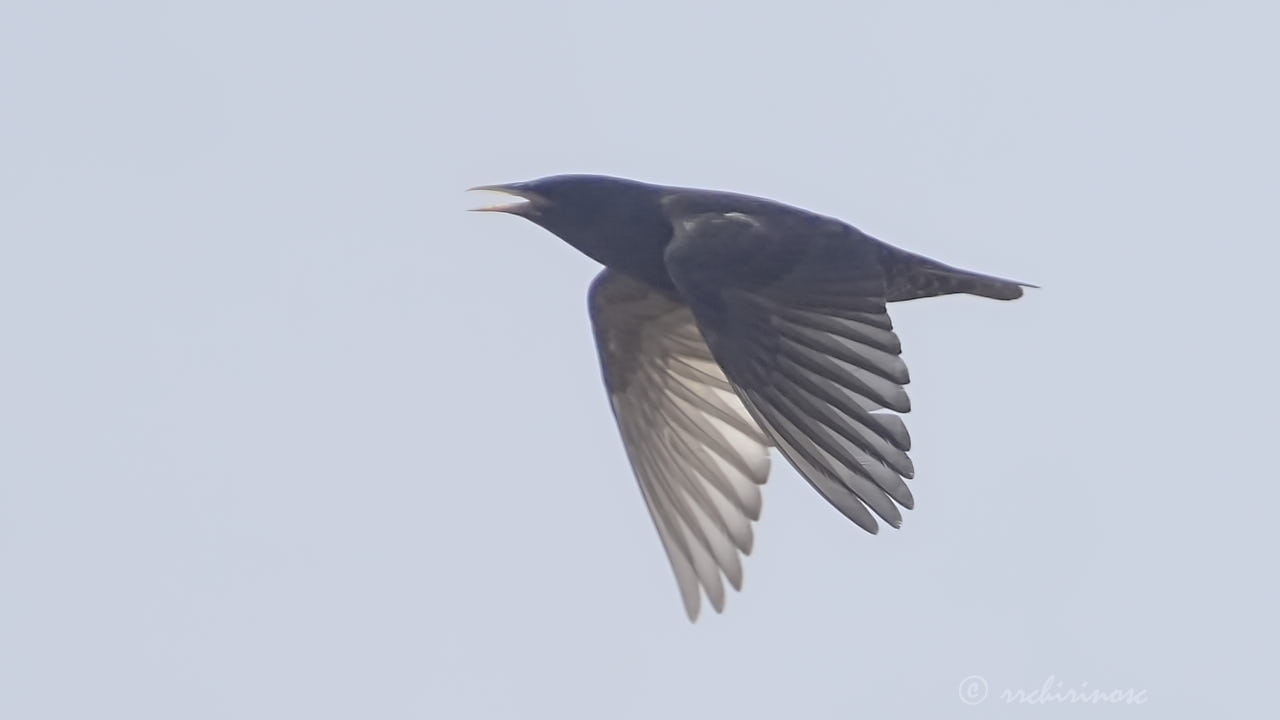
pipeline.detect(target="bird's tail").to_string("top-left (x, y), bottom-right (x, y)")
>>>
top-left (879, 247), bottom-right (1035, 302)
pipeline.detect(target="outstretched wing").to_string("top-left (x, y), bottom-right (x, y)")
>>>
top-left (588, 269), bottom-right (772, 621)
top-left (662, 201), bottom-right (916, 535)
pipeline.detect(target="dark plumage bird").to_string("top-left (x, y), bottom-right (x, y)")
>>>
top-left (471, 174), bottom-right (1032, 620)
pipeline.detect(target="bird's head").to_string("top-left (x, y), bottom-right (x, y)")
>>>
top-left (469, 174), bottom-right (665, 229)
top-left (469, 174), bottom-right (674, 283)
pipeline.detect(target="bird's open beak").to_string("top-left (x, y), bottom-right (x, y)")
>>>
top-left (467, 184), bottom-right (546, 216)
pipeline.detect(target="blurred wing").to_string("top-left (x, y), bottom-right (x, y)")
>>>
top-left (588, 269), bottom-right (772, 621)
top-left (662, 203), bottom-right (916, 535)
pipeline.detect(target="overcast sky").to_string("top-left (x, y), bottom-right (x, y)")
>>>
top-left (2, 1), bottom-right (1277, 717)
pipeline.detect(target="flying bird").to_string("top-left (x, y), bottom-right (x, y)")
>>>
top-left (471, 174), bottom-right (1031, 620)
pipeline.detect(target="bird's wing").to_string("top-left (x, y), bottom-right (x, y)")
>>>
top-left (588, 269), bottom-right (772, 621)
top-left (662, 203), bottom-right (916, 535)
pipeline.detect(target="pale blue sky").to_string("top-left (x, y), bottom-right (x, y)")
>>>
top-left (2, 1), bottom-right (1277, 717)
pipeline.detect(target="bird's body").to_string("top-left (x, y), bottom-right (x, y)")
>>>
top-left (472, 174), bottom-right (1031, 619)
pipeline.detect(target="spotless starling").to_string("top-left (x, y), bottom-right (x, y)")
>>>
top-left (471, 174), bottom-right (1032, 620)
